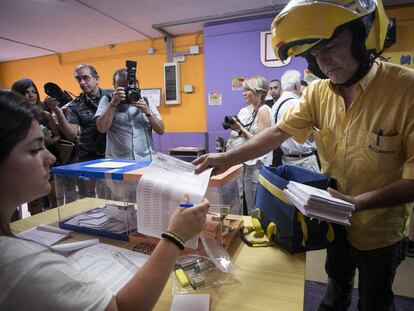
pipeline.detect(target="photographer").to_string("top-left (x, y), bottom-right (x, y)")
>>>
top-left (224, 76), bottom-right (272, 215)
top-left (44, 64), bottom-right (112, 199)
top-left (96, 67), bottom-right (164, 160)
top-left (44, 64), bottom-right (112, 161)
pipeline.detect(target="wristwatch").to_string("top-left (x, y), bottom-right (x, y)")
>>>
top-left (145, 112), bottom-right (152, 117)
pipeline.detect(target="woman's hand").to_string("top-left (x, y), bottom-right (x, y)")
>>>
top-left (43, 96), bottom-right (59, 112)
top-left (167, 195), bottom-right (210, 242)
top-left (229, 117), bottom-right (243, 132)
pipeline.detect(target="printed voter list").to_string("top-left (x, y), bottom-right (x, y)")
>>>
top-left (136, 153), bottom-right (213, 248)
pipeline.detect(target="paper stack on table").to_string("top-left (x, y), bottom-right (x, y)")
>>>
top-left (17, 224), bottom-right (72, 246)
top-left (283, 181), bottom-right (355, 225)
top-left (63, 204), bottom-right (137, 234)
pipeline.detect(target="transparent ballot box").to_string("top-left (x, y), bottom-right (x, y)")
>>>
top-left (205, 165), bottom-right (243, 215)
top-left (52, 159), bottom-right (150, 241)
top-left (52, 159), bottom-right (243, 242)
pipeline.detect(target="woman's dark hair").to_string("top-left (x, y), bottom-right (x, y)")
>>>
top-left (0, 91), bottom-right (41, 236)
top-left (11, 78), bottom-right (41, 105)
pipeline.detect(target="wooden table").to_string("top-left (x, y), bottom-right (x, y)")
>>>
top-left (11, 199), bottom-right (305, 311)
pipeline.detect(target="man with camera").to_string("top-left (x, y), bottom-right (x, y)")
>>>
top-left (44, 64), bottom-right (112, 198)
top-left (96, 66), bottom-right (164, 160)
top-left (45, 64), bottom-right (112, 161)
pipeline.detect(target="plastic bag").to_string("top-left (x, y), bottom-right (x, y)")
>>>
top-left (172, 253), bottom-right (236, 294)
top-left (172, 223), bottom-right (238, 293)
top-left (200, 233), bottom-right (236, 273)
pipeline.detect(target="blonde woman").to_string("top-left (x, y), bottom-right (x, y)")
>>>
top-left (226, 76), bottom-right (272, 214)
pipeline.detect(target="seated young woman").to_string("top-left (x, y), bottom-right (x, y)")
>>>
top-left (0, 90), bottom-right (210, 310)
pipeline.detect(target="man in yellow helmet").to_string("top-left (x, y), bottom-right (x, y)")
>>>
top-left (194, 0), bottom-right (414, 309)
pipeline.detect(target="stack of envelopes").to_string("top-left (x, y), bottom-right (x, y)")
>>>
top-left (64, 204), bottom-right (137, 234)
top-left (283, 181), bottom-right (355, 225)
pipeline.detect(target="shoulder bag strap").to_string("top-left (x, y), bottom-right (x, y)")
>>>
top-left (274, 98), bottom-right (294, 124)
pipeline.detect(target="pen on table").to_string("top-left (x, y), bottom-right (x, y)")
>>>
top-left (113, 252), bottom-right (138, 272)
top-left (179, 203), bottom-right (194, 208)
top-left (376, 129), bottom-right (383, 146)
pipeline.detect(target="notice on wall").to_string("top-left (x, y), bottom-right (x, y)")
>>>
top-left (304, 69), bottom-right (319, 85)
top-left (141, 88), bottom-right (162, 107)
top-left (260, 31), bottom-right (291, 68)
top-left (231, 76), bottom-right (245, 91)
top-left (208, 90), bottom-right (222, 105)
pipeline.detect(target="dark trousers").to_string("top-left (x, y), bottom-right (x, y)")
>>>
top-left (77, 153), bottom-right (105, 198)
top-left (318, 238), bottom-right (407, 311)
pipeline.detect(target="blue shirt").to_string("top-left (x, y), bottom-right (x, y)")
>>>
top-left (95, 95), bottom-right (162, 160)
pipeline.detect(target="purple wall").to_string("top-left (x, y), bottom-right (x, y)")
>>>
top-left (204, 17), bottom-right (308, 152)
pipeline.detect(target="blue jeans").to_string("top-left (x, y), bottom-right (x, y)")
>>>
top-left (318, 238), bottom-right (407, 311)
top-left (237, 162), bottom-right (263, 215)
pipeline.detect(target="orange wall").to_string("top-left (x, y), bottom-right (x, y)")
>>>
top-left (0, 33), bottom-right (206, 133)
top-left (385, 5), bottom-right (414, 52)
top-left (1, 5), bottom-right (413, 133)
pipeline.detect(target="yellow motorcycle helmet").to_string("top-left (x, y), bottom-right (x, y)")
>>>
top-left (271, 0), bottom-right (389, 61)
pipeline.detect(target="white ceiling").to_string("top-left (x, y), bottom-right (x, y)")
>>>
top-left (1, 0), bottom-right (413, 62)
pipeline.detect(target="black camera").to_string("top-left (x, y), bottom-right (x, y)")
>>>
top-left (124, 60), bottom-right (142, 104)
top-left (222, 115), bottom-right (241, 130)
top-left (44, 82), bottom-right (73, 107)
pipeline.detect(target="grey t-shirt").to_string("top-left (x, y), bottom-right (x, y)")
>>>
top-left (0, 236), bottom-right (113, 311)
top-left (95, 95), bottom-right (162, 160)
top-left (66, 89), bottom-right (113, 159)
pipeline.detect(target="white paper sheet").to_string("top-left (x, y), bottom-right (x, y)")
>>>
top-left (36, 224), bottom-right (72, 235)
top-left (17, 226), bottom-right (70, 246)
top-left (170, 294), bottom-right (210, 311)
top-left (51, 238), bottom-right (100, 252)
top-left (67, 243), bottom-right (149, 294)
top-left (136, 153), bottom-right (213, 249)
top-left (84, 161), bottom-right (135, 168)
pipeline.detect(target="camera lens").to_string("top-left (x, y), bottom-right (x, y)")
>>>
top-left (222, 116), bottom-right (233, 130)
top-left (127, 90), bottom-right (142, 102)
